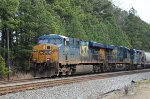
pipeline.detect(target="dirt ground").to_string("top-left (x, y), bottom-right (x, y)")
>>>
top-left (99, 80), bottom-right (150, 99)
top-left (0, 72), bottom-right (33, 81)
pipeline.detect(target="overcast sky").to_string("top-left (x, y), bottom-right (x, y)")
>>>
top-left (112, 0), bottom-right (150, 24)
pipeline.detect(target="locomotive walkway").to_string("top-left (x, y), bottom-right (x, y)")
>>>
top-left (0, 69), bottom-right (150, 96)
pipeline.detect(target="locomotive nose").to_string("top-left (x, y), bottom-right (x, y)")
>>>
top-left (32, 44), bottom-right (51, 63)
top-left (32, 44), bottom-right (58, 64)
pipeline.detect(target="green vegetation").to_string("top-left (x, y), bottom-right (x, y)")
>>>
top-left (135, 80), bottom-right (150, 87)
top-left (0, 55), bottom-right (8, 77)
top-left (0, 0), bottom-right (150, 74)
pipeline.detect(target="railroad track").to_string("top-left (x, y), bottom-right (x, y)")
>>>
top-left (0, 78), bottom-right (38, 84)
top-left (0, 69), bottom-right (150, 96)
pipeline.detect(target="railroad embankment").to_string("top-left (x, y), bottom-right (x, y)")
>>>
top-left (0, 72), bottom-right (150, 99)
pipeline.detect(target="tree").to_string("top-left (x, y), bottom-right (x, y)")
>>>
top-left (0, 0), bottom-right (19, 67)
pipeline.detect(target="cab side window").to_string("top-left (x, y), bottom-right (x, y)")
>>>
top-left (66, 41), bottom-right (69, 46)
top-left (76, 41), bottom-right (80, 48)
top-left (64, 38), bottom-right (70, 46)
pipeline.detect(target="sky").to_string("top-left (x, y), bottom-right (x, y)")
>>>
top-left (112, 0), bottom-right (150, 24)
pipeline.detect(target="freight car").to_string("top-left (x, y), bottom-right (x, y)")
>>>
top-left (144, 52), bottom-right (150, 66)
top-left (32, 34), bottom-right (147, 77)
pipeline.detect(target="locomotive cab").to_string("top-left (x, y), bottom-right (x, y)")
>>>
top-left (32, 44), bottom-right (59, 77)
top-left (32, 35), bottom-right (60, 77)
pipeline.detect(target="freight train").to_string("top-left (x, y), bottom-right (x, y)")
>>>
top-left (32, 34), bottom-right (150, 77)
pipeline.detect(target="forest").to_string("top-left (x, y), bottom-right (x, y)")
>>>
top-left (0, 0), bottom-right (150, 77)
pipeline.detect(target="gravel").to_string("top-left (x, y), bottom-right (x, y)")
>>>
top-left (1, 72), bottom-right (150, 99)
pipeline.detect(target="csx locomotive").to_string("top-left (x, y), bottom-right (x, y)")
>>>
top-left (32, 34), bottom-right (150, 77)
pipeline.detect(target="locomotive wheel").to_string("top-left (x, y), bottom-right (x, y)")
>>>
top-left (33, 69), bottom-right (37, 77)
top-left (93, 65), bottom-right (96, 73)
top-left (59, 72), bottom-right (62, 77)
top-left (125, 64), bottom-right (130, 70)
top-left (97, 65), bottom-right (101, 73)
top-left (103, 65), bottom-right (110, 72)
top-left (141, 64), bottom-right (145, 69)
top-left (111, 65), bottom-right (116, 72)
top-left (93, 65), bottom-right (101, 73)
top-left (130, 64), bottom-right (133, 70)
top-left (133, 65), bottom-right (137, 70)
top-left (100, 65), bottom-right (104, 73)
top-left (71, 68), bottom-right (76, 75)
top-left (93, 65), bottom-right (98, 73)
top-left (97, 68), bottom-right (101, 73)
top-left (66, 71), bottom-right (69, 76)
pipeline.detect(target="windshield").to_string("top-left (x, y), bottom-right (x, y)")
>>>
top-left (49, 38), bottom-right (62, 45)
top-left (38, 38), bottom-right (62, 45)
top-left (38, 38), bottom-right (48, 44)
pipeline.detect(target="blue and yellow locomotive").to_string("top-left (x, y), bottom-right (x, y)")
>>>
top-left (32, 34), bottom-right (146, 77)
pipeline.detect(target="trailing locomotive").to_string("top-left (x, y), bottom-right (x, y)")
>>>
top-left (32, 34), bottom-right (147, 77)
